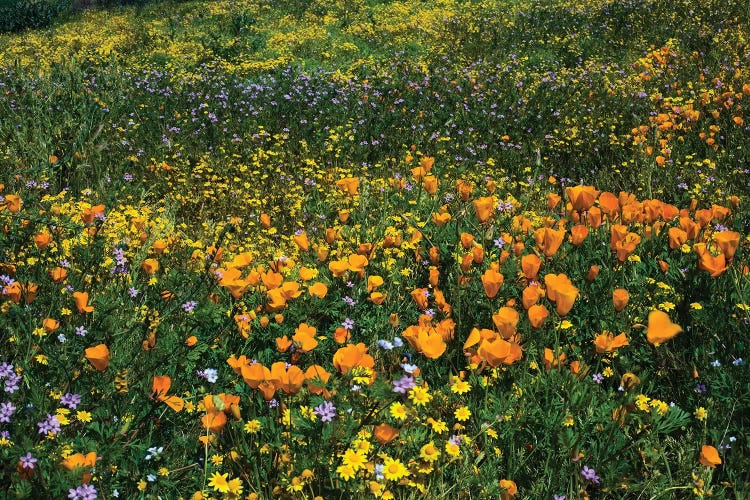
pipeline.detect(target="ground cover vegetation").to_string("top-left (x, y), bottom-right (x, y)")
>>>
top-left (1, 0), bottom-right (749, 498)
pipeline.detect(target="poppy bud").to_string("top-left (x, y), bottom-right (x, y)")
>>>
top-left (586, 265), bottom-right (599, 282)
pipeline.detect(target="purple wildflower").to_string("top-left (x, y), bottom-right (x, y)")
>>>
top-left (392, 375), bottom-right (415, 394)
top-left (342, 318), bottom-right (355, 330)
top-left (60, 393), bottom-right (82, 409)
top-left (0, 401), bottom-right (16, 422)
top-left (4, 373), bottom-right (21, 393)
top-left (313, 401), bottom-right (336, 422)
top-left (37, 414), bottom-right (61, 435)
top-left (182, 301), bottom-right (197, 313)
top-left (592, 373), bottom-right (604, 384)
top-left (68, 483), bottom-right (98, 500)
top-left (19, 452), bottom-right (37, 469)
top-left (581, 465), bottom-right (600, 484)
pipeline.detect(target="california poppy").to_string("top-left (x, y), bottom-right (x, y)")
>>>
top-left (432, 212), bottom-right (452, 227)
top-left (336, 177), bottom-right (360, 196)
top-left (151, 375), bottom-right (184, 412)
top-left (293, 232), bottom-right (310, 251)
top-left (85, 344), bottom-right (110, 372)
top-left (646, 310), bottom-right (683, 345)
top-left (566, 185), bottom-right (599, 212)
top-left (73, 292), bottom-right (94, 313)
top-left (520, 254), bottom-right (541, 280)
top-left (141, 259), bottom-right (159, 275)
top-left (481, 268), bottom-right (504, 299)
top-left (333, 343), bottom-right (374, 375)
top-left (534, 227), bottom-right (565, 258)
top-left (593, 331), bottom-right (629, 354)
top-left (34, 232), bottom-right (52, 249)
top-left (714, 230), bottom-right (740, 260)
top-left (699, 445), bottom-right (722, 468)
top-left (569, 225), bottom-right (588, 246)
top-left (527, 304), bottom-right (549, 329)
top-left (612, 289), bottom-right (629, 312)
top-left (374, 423), bottom-right (399, 445)
top-left (473, 197), bottom-right (495, 223)
top-left (492, 307), bottom-right (518, 339)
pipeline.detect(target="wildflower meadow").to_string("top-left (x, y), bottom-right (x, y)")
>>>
top-left (1, 0), bottom-right (749, 498)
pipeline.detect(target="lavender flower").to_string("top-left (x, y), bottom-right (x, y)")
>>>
top-left (19, 452), bottom-right (37, 469)
top-left (4, 373), bottom-right (21, 393)
top-left (341, 318), bottom-right (355, 330)
top-left (68, 483), bottom-right (98, 500)
top-left (75, 326), bottom-right (88, 337)
top-left (60, 393), bottom-right (82, 409)
top-left (592, 373), bottom-right (604, 384)
top-left (37, 414), bottom-right (62, 435)
top-left (392, 375), bottom-right (415, 394)
top-left (313, 401), bottom-right (336, 422)
top-left (0, 401), bottom-right (16, 422)
top-left (581, 465), bottom-right (600, 484)
top-left (182, 301), bottom-right (197, 313)
top-left (197, 368), bottom-right (218, 383)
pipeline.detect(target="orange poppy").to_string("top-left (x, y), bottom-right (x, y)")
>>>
top-left (714, 231), bottom-right (740, 260)
top-left (336, 177), bottom-right (360, 196)
top-left (432, 211), bottom-right (452, 227)
top-left (587, 206), bottom-right (603, 228)
top-left (543, 348), bottom-right (566, 370)
top-left (293, 323), bottom-right (318, 352)
top-left (369, 291), bottom-right (387, 305)
top-left (141, 259), bottom-right (159, 275)
top-left (646, 310), bottom-right (683, 345)
top-left (73, 292), bottom-right (94, 313)
top-left (699, 445), bottom-right (721, 468)
top-left (348, 254), bottom-right (369, 276)
top-left (332, 343), bottom-right (374, 375)
top-left (569, 225), bottom-right (588, 247)
top-left (293, 232), bottom-right (310, 251)
top-left (61, 451), bottom-right (97, 471)
top-left (307, 281), bottom-right (328, 299)
top-left (694, 244), bottom-right (728, 277)
top-left (610, 224), bottom-right (629, 251)
top-left (328, 259), bottom-right (349, 277)
top-left (534, 227), bottom-right (565, 258)
top-left (374, 423), bottom-right (399, 445)
top-left (201, 409), bottom-right (227, 433)
top-left (473, 197), bottom-right (495, 223)
top-left (612, 289), bottom-right (629, 312)
top-left (151, 375), bottom-right (184, 412)
top-left (2, 194), bottom-right (22, 213)
top-left (411, 288), bottom-right (429, 310)
top-left (43, 318), bottom-right (60, 333)
top-left (34, 232), bottom-right (53, 250)
top-left (80, 204), bottom-right (105, 224)
top-left (269, 362), bottom-right (305, 394)
top-left (85, 344), bottom-right (110, 372)
top-left (305, 365), bottom-right (331, 396)
top-left (423, 175), bottom-right (438, 195)
top-left (492, 307), bottom-right (519, 339)
top-left (499, 479), bottom-right (518, 500)
top-left (481, 268), bottom-right (505, 299)
top-left (520, 254), bottom-right (541, 280)
top-left (586, 265), bottom-right (600, 282)
top-left (50, 267), bottom-right (68, 283)
top-left (477, 337), bottom-right (513, 367)
top-left (527, 304), bottom-right (549, 328)
top-left (546, 193), bottom-right (561, 210)
top-left (593, 331), bottom-right (629, 354)
top-left (566, 185), bottom-right (599, 212)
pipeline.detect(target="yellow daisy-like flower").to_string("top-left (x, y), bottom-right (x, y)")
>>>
top-left (158, 467), bottom-right (169, 477)
top-left (35, 355), bottom-right (48, 365)
top-left (419, 441), bottom-right (441, 462)
top-left (635, 394), bottom-right (650, 411)
top-left (408, 386), bottom-right (432, 406)
top-left (244, 419), bottom-right (262, 434)
top-left (137, 479), bottom-right (147, 491)
top-left (454, 406), bottom-right (471, 422)
top-left (208, 472), bottom-right (230, 493)
top-left (336, 463), bottom-right (356, 481)
top-left (486, 428), bottom-right (498, 439)
top-left (76, 411), bottom-right (92, 423)
top-left (445, 441), bottom-right (461, 457)
top-left (602, 367), bottom-right (614, 377)
top-left (390, 402), bottom-right (407, 421)
top-left (563, 414), bottom-right (574, 427)
top-left (382, 457), bottom-right (409, 481)
top-left (694, 407), bottom-right (707, 421)
top-left (352, 438), bottom-right (372, 454)
top-left (690, 302), bottom-right (703, 310)
top-left (210, 454), bottom-right (223, 466)
top-left (227, 478), bottom-right (243, 495)
top-left (341, 449), bottom-right (367, 471)
top-left (426, 418), bottom-right (448, 434)
top-left (450, 379), bottom-right (471, 394)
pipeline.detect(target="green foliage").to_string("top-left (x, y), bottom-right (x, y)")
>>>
top-left (0, 0), bottom-right (72, 32)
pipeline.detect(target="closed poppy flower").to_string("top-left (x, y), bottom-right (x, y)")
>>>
top-left (528, 304), bottom-right (549, 328)
top-left (276, 335), bottom-right (293, 352)
top-left (594, 331), bottom-right (629, 354)
top-left (473, 197), bottom-right (495, 223)
top-left (714, 230), bottom-right (740, 259)
top-left (85, 344), bottom-right (110, 372)
top-left (457, 179), bottom-right (473, 202)
top-left (646, 310), bottom-right (683, 345)
top-left (328, 259), bottom-right (349, 277)
top-left (478, 337), bottom-right (513, 367)
top-left (411, 288), bottom-right (429, 310)
top-left (699, 445), bottom-right (722, 468)
top-left (543, 348), bottom-right (566, 370)
top-left (308, 282), bottom-right (328, 299)
top-left (499, 479), bottom-right (518, 500)
top-left (613, 288), bottom-right (629, 312)
top-left (50, 266), bottom-right (68, 283)
top-left (610, 224), bottom-right (629, 251)
top-left (270, 362), bottom-right (305, 394)
top-left (460, 232), bottom-right (475, 249)
top-left (481, 268), bottom-right (505, 299)
top-left (369, 291), bottom-right (387, 305)
top-left (141, 258), bottom-right (159, 275)
top-left (374, 423), bottom-right (399, 445)
top-left (586, 206), bottom-right (603, 228)
top-left (566, 185), bottom-right (599, 212)
top-left (472, 244), bottom-right (485, 264)
top-left (34, 232), bottom-right (53, 249)
top-left (73, 292), bottom-right (94, 313)
top-left (554, 283), bottom-right (578, 316)
top-left (679, 216), bottom-right (700, 240)
top-left (492, 307), bottom-right (519, 339)
top-left (423, 175), bottom-right (438, 195)
top-left (3, 194), bottom-right (22, 213)
top-left (569, 225), bottom-right (589, 246)
top-left (336, 177), bottom-right (360, 196)
top-left (293, 231), bottom-right (310, 251)
top-left (597, 191), bottom-right (620, 218)
top-left (546, 193), bottom-right (561, 210)
top-left (534, 227), bottom-right (565, 258)
top-left (432, 211), bottom-right (452, 227)
top-left (520, 254), bottom-right (541, 280)
top-left (428, 266), bottom-right (440, 287)
top-left (43, 318), bottom-right (60, 333)
top-left (586, 265), bottom-right (600, 282)
top-left (522, 285), bottom-right (544, 310)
